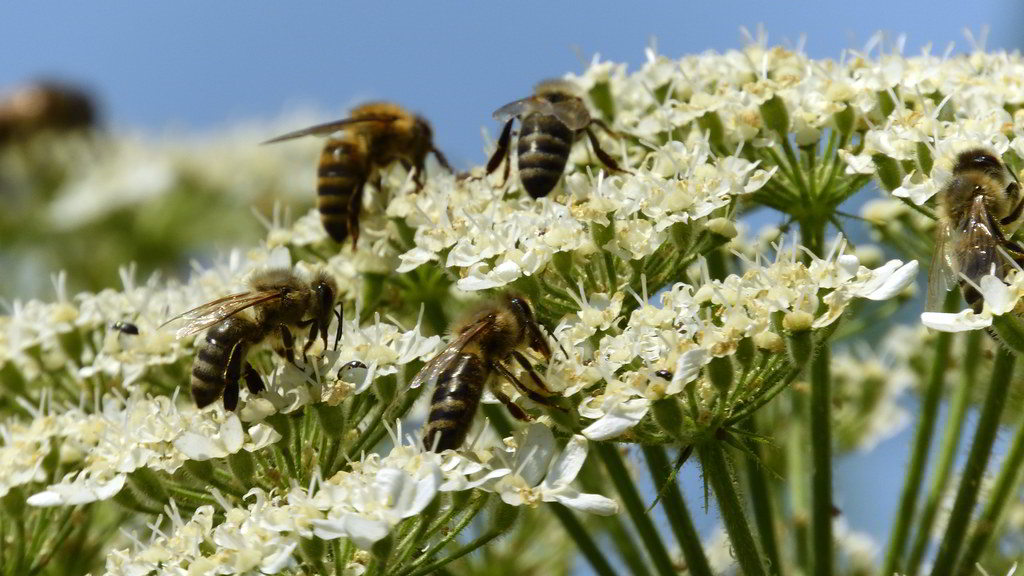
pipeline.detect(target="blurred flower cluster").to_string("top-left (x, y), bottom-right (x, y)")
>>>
top-left (1, 31), bottom-right (1022, 576)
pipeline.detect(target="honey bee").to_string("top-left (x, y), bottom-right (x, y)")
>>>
top-left (929, 148), bottom-right (1024, 311)
top-left (0, 81), bottom-right (97, 146)
top-left (413, 293), bottom-right (559, 451)
top-left (264, 102), bottom-right (451, 247)
top-left (166, 269), bottom-right (340, 410)
top-left (486, 79), bottom-right (624, 198)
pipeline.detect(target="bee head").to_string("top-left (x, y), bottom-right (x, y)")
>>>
top-left (503, 293), bottom-right (551, 359)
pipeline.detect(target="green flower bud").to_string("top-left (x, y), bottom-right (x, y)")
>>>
top-left (833, 104), bottom-right (855, 136)
top-left (552, 250), bottom-right (576, 285)
top-left (916, 142), bottom-right (934, 175)
top-left (589, 81), bottom-right (616, 121)
top-left (754, 330), bottom-right (785, 353)
top-left (877, 89), bottom-right (897, 117)
top-left (706, 217), bottom-right (738, 239)
top-left (128, 467), bottom-right (169, 504)
top-left (228, 450), bottom-right (256, 484)
top-left (489, 501), bottom-right (521, 532)
top-left (707, 355), bottom-right (734, 396)
top-left (184, 459), bottom-right (215, 483)
top-left (590, 220), bottom-right (615, 249)
top-left (314, 403), bottom-right (346, 435)
top-left (760, 94), bottom-right (790, 135)
top-left (735, 337), bottom-right (756, 371)
top-left (872, 153), bottom-right (903, 192)
top-left (698, 111), bottom-right (725, 150)
top-left (784, 313), bottom-right (814, 366)
top-left (652, 396), bottom-right (686, 441)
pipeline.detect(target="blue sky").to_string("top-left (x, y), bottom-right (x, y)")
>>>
top-left (2, 1), bottom-right (1021, 570)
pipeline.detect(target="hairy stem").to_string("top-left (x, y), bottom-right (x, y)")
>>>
top-left (929, 346), bottom-right (1015, 576)
top-left (642, 445), bottom-right (713, 576)
top-left (595, 442), bottom-right (677, 576)
top-left (809, 340), bottom-right (833, 576)
top-left (883, 291), bottom-right (958, 575)
top-left (699, 439), bottom-right (767, 576)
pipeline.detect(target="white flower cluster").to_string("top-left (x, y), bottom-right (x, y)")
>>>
top-left (103, 423), bottom-right (615, 575)
top-left (553, 238), bottom-right (916, 440)
top-left (388, 138), bottom-right (772, 291)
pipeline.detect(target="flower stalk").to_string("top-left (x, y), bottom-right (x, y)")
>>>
top-left (930, 346), bottom-right (1016, 576)
top-left (698, 438), bottom-right (767, 576)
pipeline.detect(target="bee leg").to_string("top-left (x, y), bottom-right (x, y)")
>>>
top-left (510, 351), bottom-right (557, 396)
top-left (491, 386), bottom-right (532, 422)
top-left (431, 146), bottom-right (453, 173)
top-left (333, 307), bottom-right (344, 351)
top-left (223, 379), bottom-right (240, 411)
top-left (348, 182), bottom-right (364, 249)
top-left (221, 339), bottom-right (248, 411)
top-left (585, 128), bottom-right (627, 174)
top-left (485, 119), bottom-right (515, 179)
top-left (300, 319), bottom-right (318, 361)
top-left (277, 325), bottom-right (297, 366)
top-left (492, 360), bottom-right (560, 409)
top-left (590, 118), bottom-right (621, 139)
top-left (244, 363), bottom-right (265, 394)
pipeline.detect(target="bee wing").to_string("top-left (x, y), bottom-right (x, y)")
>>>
top-left (926, 219), bottom-right (958, 311)
top-left (942, 195), bottom-right (1006, 307)
top-left (410, 316), bottom-right (497, 390)
top-left (548, 99), bottom-right (592, 131)
top-left (162, 290), bottom-right (287, 339)
top-left (492, 96), bottom-right (590, 131)
top-left (261, 115), bottom-right (400, 144)
top-left (492, 96), bottom-right (554, 123)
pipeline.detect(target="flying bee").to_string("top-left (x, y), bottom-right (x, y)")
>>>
top-left (929, 148), bottom-right (1024, 311)
top-left (263, 102), bottom-right (452, 247)
top-left (0, 81), bottom-right (97, 146)
top-left (413, 293), bottom-right (559, 452)
top-left (165, 269), bottom-right (340, 410)
top-left (486, 79), bottom-right (625, 198)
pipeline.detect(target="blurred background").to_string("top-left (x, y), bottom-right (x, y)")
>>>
top-left (1, 1), bottom-right (1021, 572)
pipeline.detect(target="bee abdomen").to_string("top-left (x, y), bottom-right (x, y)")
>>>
top-left (517, 114), bottom-right (573, 199)
top-left (424, 353), bottom-right (487, 452)
top-left (190, 317), bottom-right (256, 409)
top-left (317, 138), bottom-right (365, 243)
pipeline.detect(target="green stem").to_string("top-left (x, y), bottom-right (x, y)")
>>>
top-left (743, 419), bottom-right (785, 576)
top-left (404, 527), bottom-right (503, 576)
top-left (788, 384), bottom-right (811, 575)
top-left (809, 340), bottom-right (833, 576)
top-left (954, 415), bottom-right (1024, 575)
top-left (929, 346), bottom-right (1016, 576)
top-left (642, 445), bottom-right (714, 576)
top-left (883, 291), bottom-right (959, 576)
top-left (699, 440), bottom-right (767, 576)
top-left (905, 330), bottom-right (980, 575)
top-left (396, 494), bottom-right (490, 576)
top-left (594, 442), bottom-right (677, 576)
top-left (548, 504), bottom-right (619, 576)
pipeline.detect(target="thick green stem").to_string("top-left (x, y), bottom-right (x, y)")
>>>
top-left (809, 340), bottom-right (833, 576)
top-left (906, 329), bottom-right (980, 576)
top-left (642, 445), bottom-right (714, 576)
top-left (788, 385), bottom-right (811, 574)
top-left (743, 419), bottom-right (785, 576)
top-left (954, 415), bottom-right (1024, 575)
top-left (548, 504), bottom-right (619, 576)
top-left (883, 291), bottom-right (959, 576)
top-left (699, 440), bottom-right (767, 576)
top-left (594, 442), bottom-right (677, 576)
top-left (929, 347), bottom-right (1016, 576)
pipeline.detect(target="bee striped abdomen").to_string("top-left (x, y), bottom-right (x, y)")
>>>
top-left (316, 137), bottom-right (365, 243)
top-left (424, 353), bottom-right (488, 451)
top-left (517, 114), bottom-right (573, 198)
top-left (191, 317), bottom-right (258, 409)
